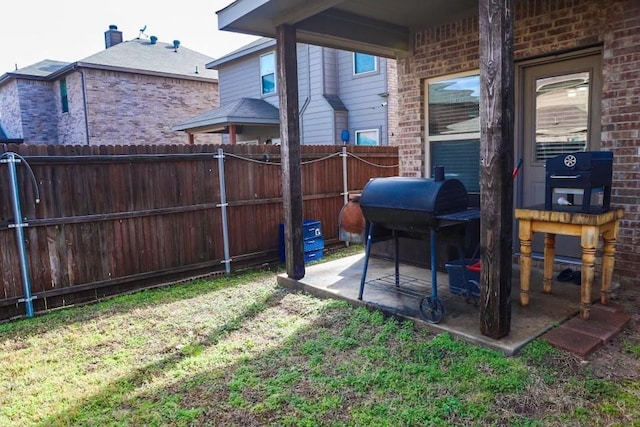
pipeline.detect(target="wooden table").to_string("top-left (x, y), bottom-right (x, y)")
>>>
top-left (514, 207), bottom-right (624, 319)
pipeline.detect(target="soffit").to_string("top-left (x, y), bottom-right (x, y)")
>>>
top-left (217, 0), bottom-right (477, 58)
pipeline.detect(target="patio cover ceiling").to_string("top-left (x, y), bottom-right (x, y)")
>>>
top-left (217, 0), bottom-right (478, 58)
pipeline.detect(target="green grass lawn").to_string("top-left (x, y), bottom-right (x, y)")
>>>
top-left (1, 251), bottom-right (638, 426)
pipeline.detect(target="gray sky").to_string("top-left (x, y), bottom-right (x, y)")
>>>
top-left (2, 0), bottom-right (260, 74)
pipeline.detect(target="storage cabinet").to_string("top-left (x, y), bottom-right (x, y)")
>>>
top-left (279, 220), bottom-right (324, 264)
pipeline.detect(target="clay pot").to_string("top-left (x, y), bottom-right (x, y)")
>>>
top-left (338, 194), bottom-right (366, 243)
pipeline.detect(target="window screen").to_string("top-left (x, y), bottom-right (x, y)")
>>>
top-left (431, 139), bottom-right (480, 193)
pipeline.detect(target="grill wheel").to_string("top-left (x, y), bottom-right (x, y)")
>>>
top-left (419, 296), bottom-right (445, 323)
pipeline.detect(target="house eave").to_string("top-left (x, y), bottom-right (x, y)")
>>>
top-left (73, 62), bottom-right (218, 83)
top-left (207, 39), bottom-right (277, 69)
top-left (216, 0), bottom-right (478, 58)
top-left (173, 116), bottom-right (280, 133)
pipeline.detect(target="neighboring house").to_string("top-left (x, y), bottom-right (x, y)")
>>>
top-left (174, 37), bottom-right (398, 146)
top-left (0, 25), bottom-right (220, 145)
top-left (215, 0), bottom-right (640, 287)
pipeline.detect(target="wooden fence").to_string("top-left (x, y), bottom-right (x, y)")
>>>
top-left (0, 144), bottom-right (398, 320)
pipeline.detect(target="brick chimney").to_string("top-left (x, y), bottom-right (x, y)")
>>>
top-left (104, 25), bottom-right (123, 48)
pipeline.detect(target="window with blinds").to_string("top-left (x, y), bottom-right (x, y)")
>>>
top-left (426, 73), bottom-right (480, 193)
top-left (534, 72), bottom-right (589, 161)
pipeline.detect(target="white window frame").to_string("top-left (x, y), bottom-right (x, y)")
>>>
top-left (260, 52), bottom-right (276, 95)
top-left (424, 70), bottom-right (480, 179)
top-left (352, 52), bottom-right (377, 75)
top-left (355, 129), bottom-right (380, 146)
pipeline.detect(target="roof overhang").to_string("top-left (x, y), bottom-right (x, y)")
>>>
top-left (173, 117), bottom-right (280, 134)
top-left (208, 38), bottom-right (276, 68)
top-left (217, 0), bottom-right (478, 58)
top-left (173, 97), bottom-right (280, 133)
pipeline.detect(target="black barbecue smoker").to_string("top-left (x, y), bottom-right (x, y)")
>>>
top-left (545, 151), bottom-right (613, 213)
top-left (358, 169), bottom-right (480, 323)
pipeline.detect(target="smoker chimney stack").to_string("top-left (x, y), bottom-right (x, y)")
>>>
top-left (104, 25), bottom-right (123, 48)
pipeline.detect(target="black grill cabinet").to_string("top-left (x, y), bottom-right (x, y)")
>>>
top-left (357, 174), bottom-right (480, 323)
top-left (359, 177), bottom-right (469, 233)
top-left (544, 151), bottom-right (613, 213)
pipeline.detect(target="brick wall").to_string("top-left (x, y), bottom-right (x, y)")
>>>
top-left (396, 17), bottom-right (479, 176)
top-left (2, 79), bottom-right (59, 143)
top-left (0, 81), bottom-right (22, 139)
top-left (396, 0), bottom-right (640, 285)
top-left (599, 0), bottom-right (640, 283)
top-left (58, 72), bottom-right (88, 144)
top-left (83, 68), bottom-right (221, 145)
top-left (386, 58), bottom-right (399, 146)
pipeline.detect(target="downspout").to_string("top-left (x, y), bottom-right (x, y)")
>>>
top-left (298, 45), bottom-right (311, 143)
top-left (79, 68), bottom-right (90, 145)
top-left (382, 58), bottom-right (388, 146)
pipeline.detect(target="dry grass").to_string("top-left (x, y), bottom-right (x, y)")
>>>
top-left (0, 257), bottom-right (639, 426)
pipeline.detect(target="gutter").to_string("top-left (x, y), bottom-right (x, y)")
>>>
top-left (298, 45), bottom-right (312, 143)
top-left (78, 67), bottom-right (91, 145)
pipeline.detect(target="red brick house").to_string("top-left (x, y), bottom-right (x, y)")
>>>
top-left (216, 0), bottom-right (640, 336)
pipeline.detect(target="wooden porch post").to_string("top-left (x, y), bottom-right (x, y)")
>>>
top-left (276, 24), bottom-right (305, 280)
top-left (479, 0), bottom-right (515, 339)
top-left (229, 125), bottom-right (237, 145)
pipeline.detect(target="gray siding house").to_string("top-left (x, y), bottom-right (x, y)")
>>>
top-left (174, 38), bottom-right (397, 145)
top-left (0, 25), bottom-right (220, 145)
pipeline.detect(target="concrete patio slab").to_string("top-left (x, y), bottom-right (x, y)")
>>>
top-left (277, 252), bottom-right (591, 356)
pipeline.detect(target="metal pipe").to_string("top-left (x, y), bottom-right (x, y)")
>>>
top-left (341, 146), bottom-right (349, 247)
top-left (216, 148), bottom-right (231, 274)
top-left (394, 230), bottom-right (399, 287)
top-left (430, 229), bottom-right (438, 300)
top-left (4, 153), bottom-right (35, 317)
top-left (341, 146), bottom-right (348, 206)
top-left (79, 68), bottom-right (91, 145)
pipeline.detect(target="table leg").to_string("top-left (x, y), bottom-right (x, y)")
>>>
top-left (518, 219), bottom-right (532, 307)
top-left (543, 233), bottom-right (556, 294)
top-left (580, 226), bottom-right (598, 320)
top-left (601, 221), bottom-right (620, 306)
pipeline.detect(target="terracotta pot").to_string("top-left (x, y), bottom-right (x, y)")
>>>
top-left (338, 194), bottom-right (366, 243)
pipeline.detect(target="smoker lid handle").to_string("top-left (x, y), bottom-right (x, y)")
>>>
top-left (549, 174), bottom-right (582, 179)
